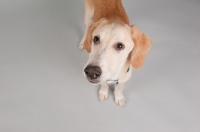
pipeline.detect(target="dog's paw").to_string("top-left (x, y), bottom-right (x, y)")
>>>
top-left (99, 90), bottom-right (108, 101)
top-left (114, 93), bottom-right (125, 107)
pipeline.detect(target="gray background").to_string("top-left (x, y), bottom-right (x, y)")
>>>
top-left (1, 0), bottom-right (200, 131)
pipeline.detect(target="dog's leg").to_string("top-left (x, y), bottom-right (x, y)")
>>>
top-left (114, 82), bottom-right (125, 107)
top-left (79, 0), bottom-right (94, 50)
top-left (99, 82), bottom-right (109, 101)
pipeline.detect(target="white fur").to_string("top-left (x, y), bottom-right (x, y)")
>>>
top-left (80, 0), bottom-right (137, 107)
top-left (84, 23), bottom-right (134, 83)
top-left (82, 23), bottom-right (134, 106)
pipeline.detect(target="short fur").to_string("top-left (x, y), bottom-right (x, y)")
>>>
top-left (79, 0), bottom-right (152, 107)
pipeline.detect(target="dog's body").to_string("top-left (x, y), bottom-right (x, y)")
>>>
top-left (79, 0), bottom-right (152, 107)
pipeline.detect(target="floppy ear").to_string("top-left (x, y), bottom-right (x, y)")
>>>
top-left (84, 19), bottom-right (108, 52)
top-left (84, 24), bottom-right (94, 52)
top-left (130, 25), bottom-right (152, 69)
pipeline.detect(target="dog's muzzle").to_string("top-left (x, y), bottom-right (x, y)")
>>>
top-left (84, 65), bottom-right (102, 84)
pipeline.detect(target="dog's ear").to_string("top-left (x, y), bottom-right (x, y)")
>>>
top-left (130, 25), bottom-right (152, 69)
top-left (84, 19), bottom-right (108, 52)
top-left (84, 24), bottom-right (93, 52)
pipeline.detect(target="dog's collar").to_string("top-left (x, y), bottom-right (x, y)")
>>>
top-left (126, 67), bottom-right (130, 73)
top-left (106, 66), bottom-right (130, 84)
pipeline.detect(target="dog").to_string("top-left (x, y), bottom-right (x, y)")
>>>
top-left (79, 0), bottom-right (152, 107)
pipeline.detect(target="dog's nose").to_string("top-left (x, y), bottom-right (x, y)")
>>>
top-left (84, 65), bottom-right (102, 80)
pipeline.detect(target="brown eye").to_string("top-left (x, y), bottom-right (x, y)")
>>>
top-left (93, 36), bottom-right (100, 44)
top-left (116, 43), bottom-right (125, 50)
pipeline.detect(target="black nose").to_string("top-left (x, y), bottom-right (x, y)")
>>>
top-left (84, 65), bottom-right (102, 80)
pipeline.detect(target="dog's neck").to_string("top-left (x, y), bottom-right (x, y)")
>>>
top-left (107, 66), bottom-right (130, 83)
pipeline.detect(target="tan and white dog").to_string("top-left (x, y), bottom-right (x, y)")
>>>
top-left (79, 0), bottom-right (152, 107)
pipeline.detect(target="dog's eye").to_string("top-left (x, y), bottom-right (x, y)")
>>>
top-left (116, 43), bottom-right (125, 50)
top-left (93, 36), bottom-right (100, 44)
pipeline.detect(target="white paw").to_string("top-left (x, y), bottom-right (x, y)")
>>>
top-left (99, 90), bottom-right (108, 101)
top-left (114, 93), bottom-right (125, 107)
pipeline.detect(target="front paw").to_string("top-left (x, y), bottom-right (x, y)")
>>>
top-left (99, 90), bottom-right (108, 101)
top-left (114, 93), bottom-right (125, 107)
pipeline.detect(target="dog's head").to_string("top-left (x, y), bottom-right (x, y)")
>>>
top-left (83, 19), bottom-right (152, 84)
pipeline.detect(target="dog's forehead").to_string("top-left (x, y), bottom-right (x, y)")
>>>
top-left (94, 23), bottom-right (131, 40)
top-left (112, 25), bottom-right (130, 39)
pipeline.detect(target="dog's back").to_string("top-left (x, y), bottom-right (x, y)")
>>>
top-left (85, 0), bottom-right (129, 24)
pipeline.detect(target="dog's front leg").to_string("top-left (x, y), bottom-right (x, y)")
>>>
top-left (114, 82), bottom-right (125, 107)
top-left (79, 1), bottom-right (94, 50)
top-left (99, 82), bottom-right (109, 101)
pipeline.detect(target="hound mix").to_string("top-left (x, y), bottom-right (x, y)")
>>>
top-left (79, 0), bottom-right (152, 107)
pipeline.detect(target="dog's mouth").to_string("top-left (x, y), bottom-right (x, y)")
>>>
top-left (87, 77), bottom-right (100, 84)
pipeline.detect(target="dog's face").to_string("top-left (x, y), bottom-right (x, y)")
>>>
top-left (83, 19), bottom-right (152, 84)
top-left (84, 22), bottom-right (133, 84)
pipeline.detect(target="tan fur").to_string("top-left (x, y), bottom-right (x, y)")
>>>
top-left (86, 0), bottom-right (129, 24)
top-left (130, 25), bottom-right (152, 69)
